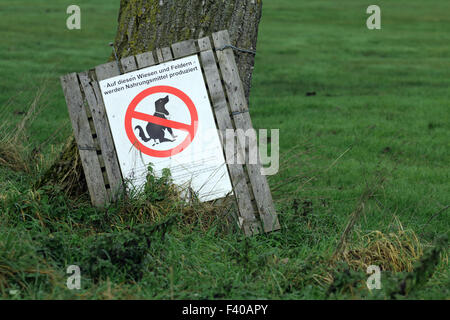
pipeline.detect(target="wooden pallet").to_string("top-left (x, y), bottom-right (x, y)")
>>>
top-left (60, 30), bottom-right (280, 235)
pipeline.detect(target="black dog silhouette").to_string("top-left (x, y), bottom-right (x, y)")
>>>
top-left (134, 95), bottom-right (177, 146)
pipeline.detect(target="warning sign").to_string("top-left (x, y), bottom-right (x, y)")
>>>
top-left (99, 55), bottom-right (233, 202)
top-left (125, 85), bottom-right (199, 158)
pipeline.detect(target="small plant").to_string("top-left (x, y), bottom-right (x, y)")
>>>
top-left (143, 166), bottom-right (174, 202)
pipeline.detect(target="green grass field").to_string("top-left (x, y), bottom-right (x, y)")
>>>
top-left (0, 0), bottom-right (448, 299)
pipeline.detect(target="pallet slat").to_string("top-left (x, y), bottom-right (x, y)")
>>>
top-left (212, 31), bottom-right (281, 232)
top-left (121, 56), bottom-right (138, 73)
top-left (171, 40), bottom-right (197, 59)
top-left (156, 48), bottom-right (164, 63)
top-left (161, 47), bottom-right (173, 62)
top-left (198, 37), bottom-right (260, 235)
top-left (95, 61), bottom-right (120, 81)
top-left (136, 52), bottom-right (156, 69)
top-left (78, 71), bottom-right (124, 201)
top-left (60, 73), bottom-right (108, 207)
top-left (121, 56), bottom-right (138, 72)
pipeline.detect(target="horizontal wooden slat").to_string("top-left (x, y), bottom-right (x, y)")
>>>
top-left (172, 39), bottom-right (197, 59)
top-left (121, 56), bottom-right (137, 73)
top-left (95, 61), bottom-right (120, 81)
top-left (136, 52), bottom-right (156, 69)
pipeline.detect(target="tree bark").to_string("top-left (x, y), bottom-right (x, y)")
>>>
top-left (113, 0), bottom-right (263, 100)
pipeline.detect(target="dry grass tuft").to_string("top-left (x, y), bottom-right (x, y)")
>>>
top-left (0, 137), bottom-right (29, 172)
top-left (180, 195), bottom-right (237, 233)
top-left (0, 86), bottom-right (46, 173)
top-left (337, 229), bottom-right (423, 272)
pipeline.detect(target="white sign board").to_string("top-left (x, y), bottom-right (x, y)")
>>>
top-left (99, 55), bottom-right (233, 202)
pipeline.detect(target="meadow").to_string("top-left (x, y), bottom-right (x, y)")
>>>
top-left (0, 0), bottom-right (448, 299)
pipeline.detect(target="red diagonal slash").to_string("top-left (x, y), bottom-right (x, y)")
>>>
top-left (132, 111), bottom-right (193, 135)
top-left (125, 85), bottom-right (199, 158)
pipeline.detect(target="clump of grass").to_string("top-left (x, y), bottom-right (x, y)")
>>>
top-left (333, 168), bottom-right (388, 259)
top-left (323, 227), bottom-right (425, 299)
top-left (0, 83), bottom-right (47, 174)
top-left (0, 134), bottom-right (29, 172)
top-left (180, 196), bottom-right (237, 234)
top-left (338, 229), bottom-right (423, 272)
top-left (81, 214), bottom-right (180, 282)
top-left (0, 86), bottom-right (48, 174)
top-left (324, 228), bottom-right (437, 299)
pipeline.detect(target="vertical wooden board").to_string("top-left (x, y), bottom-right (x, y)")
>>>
top-left (171, 39), bottom-right (197, 59)
top-left (60, 73), bottom-right (108, 207)
top-left (78, 71), bottom-right (124, 201)
top-left (212, 31), bottom-right (281, 232)
top-left (170, 38), bottom-right (261, 232)
top-left (136, 52), bottom-right (156, 69)
top-left (198, 37), bottom-right (260, 235)
top-left (156, 48), bottom-right (164, 63)
top-left (94, 61), bottom-right (131, 198)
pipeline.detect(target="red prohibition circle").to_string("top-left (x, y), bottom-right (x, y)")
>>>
top-left (125, 85), bottom-right (198, 157)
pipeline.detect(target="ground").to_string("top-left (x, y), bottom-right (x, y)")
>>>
top-left (0, 0), bottom-right (448, 299)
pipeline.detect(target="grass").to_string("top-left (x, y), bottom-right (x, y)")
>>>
top-left (0, 0), bottom-right (449, 299)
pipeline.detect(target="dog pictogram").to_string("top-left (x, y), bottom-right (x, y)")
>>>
top-left (134, 95), bottom-right (178, 146)
top-left (125, 86), bottom-right (198, 158)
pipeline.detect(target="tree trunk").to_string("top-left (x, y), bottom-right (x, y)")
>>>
top-left (113, 0), bottom-right (263, 101)
top-left (43, 0), bottom-right (263, 197)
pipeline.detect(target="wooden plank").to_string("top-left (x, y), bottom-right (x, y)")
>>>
top-left (155, 48), bottom-right (164, 63)
top-left (121, 56), bottom-right (138, 73)
top-left (121, 56), bottom-right (138, 72)
top-left (197, 37), bottom-right (212, 53)
top-left (94, 61), bottom-right (129, 200)
top-left (136, 51), bottom-right (156, 69)
top-left (95, 61), bottom-right (120, 81)
top-left (171, 39), bottom-right (197, 59)
top-left (212, 30), bottom-right (280, 232)
top-left (161, 47), bottom-right (173, 61)
top-left (78, 71), bottom-right (124, 201)
top-left (170, 39), bottom-right (259, 231)
top-left (60, 73), bottom-right (108, 207)
top-left (198, 36), bottom-right (260, 236)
